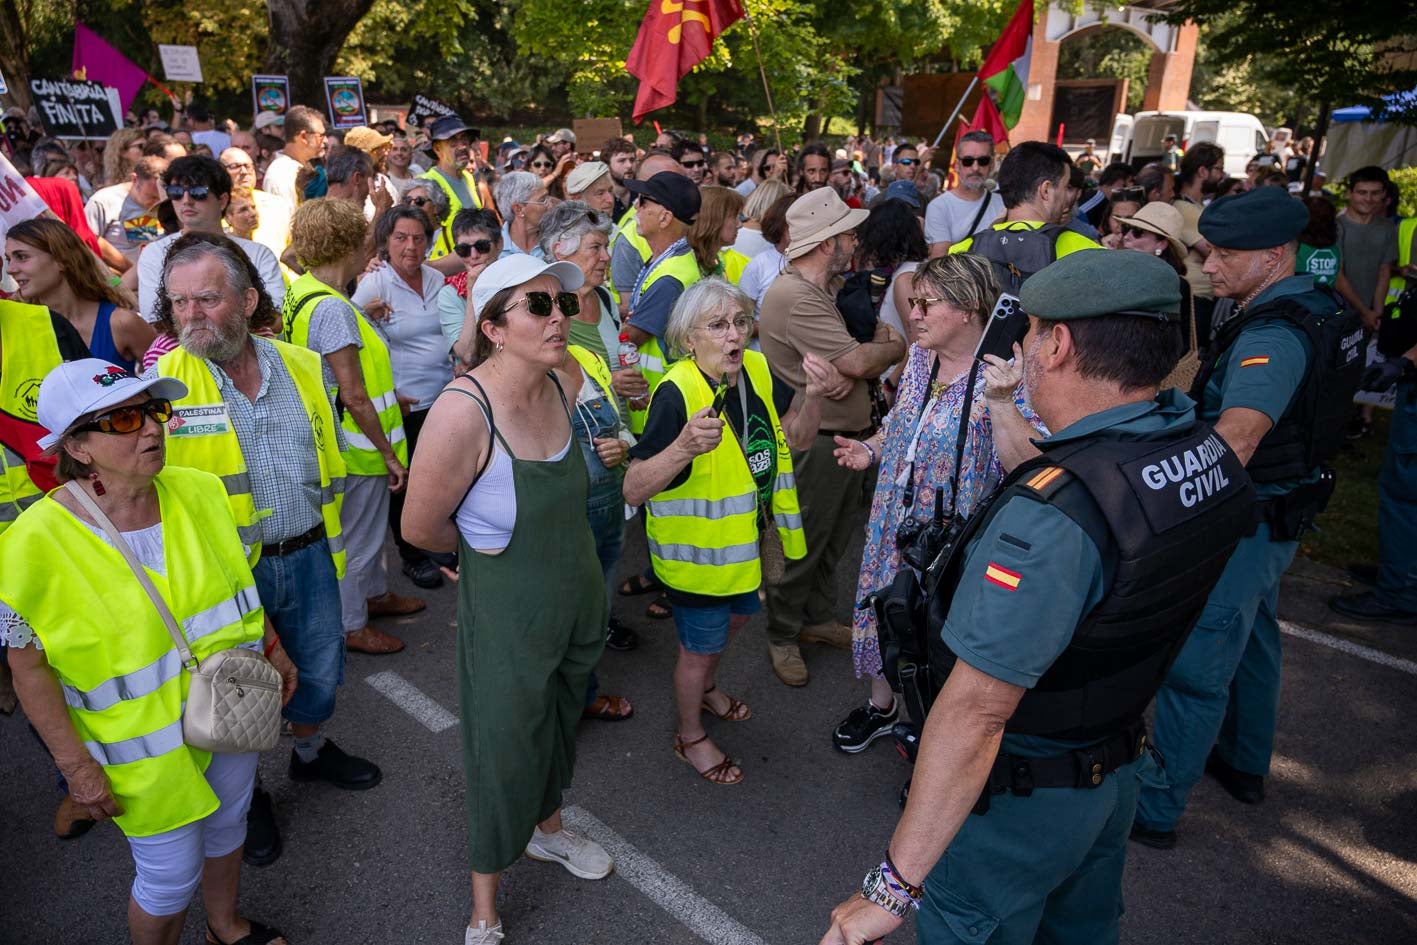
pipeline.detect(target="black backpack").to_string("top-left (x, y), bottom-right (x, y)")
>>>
top-left (835, 267), bottom-right (892, 342)
top-left (1378, 285), bottom-right (1417, 360)
top-left (967, 222), bottom-right (1064, 296)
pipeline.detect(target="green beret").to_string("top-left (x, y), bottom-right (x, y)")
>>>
top-left (1198, 186), bottom-right (1309, 250)
top-left (1019, 249), bottom-right (1181, 320)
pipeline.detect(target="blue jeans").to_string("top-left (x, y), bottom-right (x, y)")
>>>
top-left (252, 538), bottom-right (344, 726)
top-left (574, 385), bottom-right (627, 707)
top-left (1376, 382), bottom-right (1417, 610)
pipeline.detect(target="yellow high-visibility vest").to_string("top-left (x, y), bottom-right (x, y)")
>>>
top-left (627, 249), bottom-right (701, 434)
top-left (0, 301), bottom-right (59, 533)
top-left (418, 167), bottom-right (483, 259)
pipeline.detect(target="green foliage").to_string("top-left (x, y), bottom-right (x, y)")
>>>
top-left (1392, 167), bottom-right (1417, 220)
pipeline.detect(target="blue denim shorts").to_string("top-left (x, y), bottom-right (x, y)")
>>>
top-left (672, 590), bottom-right (761, 654)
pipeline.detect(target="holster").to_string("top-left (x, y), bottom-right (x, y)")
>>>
top-left (971, 723), bottom-right (1149, 815)
top-left (1250, 467), bottom-right (1336, 542)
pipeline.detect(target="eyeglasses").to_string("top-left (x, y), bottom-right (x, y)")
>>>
top-left (454, 239), bottom-right (494, 257)
top-left (530, 160), bottom-right (554, 169)
top-left (681, 159), bottom-right (706, 169)
top-left (958, 156), bottom-right (991, 168)
top-left (896, 157), bottom-right (918, 166)
top-left (698, 315), bottom-right (754, 338)
top-left (71, 399), bottom-right (173, 437)
top-left (304, 129), bottom-right (328, 140)
top-left (508, 291), bottom-right (580, 317)
top-left (220, 161), bottom-right (254, 172)
top-left (405, 196), bottom-right (430, 207)
top-left (165, 185), bottom-right (211, 201)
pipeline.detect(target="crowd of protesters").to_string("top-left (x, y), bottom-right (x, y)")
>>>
top-left (0, 93), bottom-right (1413, 945)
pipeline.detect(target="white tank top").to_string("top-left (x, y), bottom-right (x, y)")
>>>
top-left (452, 388), bottom-right (571, 552)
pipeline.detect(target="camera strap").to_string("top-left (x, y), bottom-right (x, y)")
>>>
top-left (900, 356), bottom-right (979, 520)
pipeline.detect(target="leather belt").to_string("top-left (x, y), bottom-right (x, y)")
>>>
top-left (819, 427), bottom-right (874, 440)
top-left (972, 723), bottom-right (1150, 815)
top-left (261, 523), bottom-right (325, 558)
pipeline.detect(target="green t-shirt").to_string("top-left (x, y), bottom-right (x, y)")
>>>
top-left (1297, 243), bottom-right (1340, 287)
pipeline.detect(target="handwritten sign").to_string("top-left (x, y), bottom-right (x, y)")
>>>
top-left (406, 93), bottom-right (457, 130)
top-left (158, 45), bottom-right (203, 83)
top-left (0, 151), bottom-right (51, 243)
top-left (27, 76), bottom-right (120, 139)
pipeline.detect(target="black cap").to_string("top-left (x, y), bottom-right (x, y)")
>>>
top-left (430, 116), bottom-right (477, 142)
top-left (625, 171), bottom-right (701, 225)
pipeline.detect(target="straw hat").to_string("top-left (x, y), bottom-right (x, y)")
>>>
top-left (1115, 202), bottom-right (1187, 259)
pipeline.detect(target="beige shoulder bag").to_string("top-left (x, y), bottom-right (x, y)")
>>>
top-left (66, 482), bottom-right (281, 753)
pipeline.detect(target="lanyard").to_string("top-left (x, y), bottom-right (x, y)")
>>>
top-left (898, 356), bottom-right (979, 518)
top-left (629, 238), bottom-right (688, 313)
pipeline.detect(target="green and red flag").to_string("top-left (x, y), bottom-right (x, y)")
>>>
top-left (978, 0), bottom-right (1034, 129)
top-left (626, 0), bottom-right (744, 123)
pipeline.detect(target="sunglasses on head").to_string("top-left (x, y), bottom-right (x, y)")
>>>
top-left (509, 291), bottom-right (580, 318)
top-left (165, 185), bottom-right (211, 201)
top-left (454, 239), bottom-right (494, 257)
top-left (959, 155), bottom-right (991, 167)
top-left (71, 399), bottom-right (173, 437)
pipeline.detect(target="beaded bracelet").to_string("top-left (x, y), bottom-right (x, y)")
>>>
top-left (881, 855), bottom-right (923, 906)
top-left (861, 439), bottom-right (877, 466)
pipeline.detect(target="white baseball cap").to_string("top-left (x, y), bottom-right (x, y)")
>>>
top-left (470, 256), bottom-right (585, 324)
top-left (36, 359), bottom-right (189, 454)
top-left (565, 161), bottom-right (610, 196)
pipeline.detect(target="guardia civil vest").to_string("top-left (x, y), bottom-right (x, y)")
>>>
top-left (605, 206), bottom-right (652, 304)
top-left (0, 466), bottom-right (264, 836)
top-left (281, 271), bottom-right (408, 476)
top-left (418, 166), bottom-right (483, 259)
top-left (0, 301), bottom-right (60, 533)
top-left (924, 421), bottom-right (1254, 742)
top-left (645, 351), bottom-right (806, 596)
top-left (627, 249), bottom-right (702, 434)
top-left (1388, 217), bottom-right (1417, 303)
top-left (568, 344), bottom-right (620, 418)
top-left (156, 339), bottom-right (347, 577)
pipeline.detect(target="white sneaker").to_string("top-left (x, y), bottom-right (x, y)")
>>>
top-left (465, 920), bottom-right (504, 945)
top-left (524, 826), bottom-right (614, 880)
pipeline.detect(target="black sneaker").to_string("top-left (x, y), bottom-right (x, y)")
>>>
top-left (402, 557), bottom-right (444, 589)
top-left (1129, 823), bottom-right (1177, 850)
top-left (1346, 563), bottom-right (1379, 586)
top-left (605, 617), bottom-right (638, 652)
top-left (243, 785), bottom-right (282, 867)
top-left (1343, 416), bottom-right (1372, 440)
top-left (288, 739), bottom-right (382, 790)
top-left (1205, 750), bottom-right (1265, 805)
top-left (832, 698), bottom-right (899, 754)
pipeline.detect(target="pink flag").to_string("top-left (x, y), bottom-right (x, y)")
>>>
top-left (72, 22), bottom-right (148, 113)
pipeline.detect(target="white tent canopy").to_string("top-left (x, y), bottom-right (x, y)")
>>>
top-left (1322, 91), bottom-right (1417, 180)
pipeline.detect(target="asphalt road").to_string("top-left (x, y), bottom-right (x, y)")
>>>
top-left (5, 526), bottom-right (1417, 945)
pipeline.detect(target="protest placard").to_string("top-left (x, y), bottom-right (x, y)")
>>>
top-left (158, 45), bottom-right (203, 83)
top-left (573, 119), bottom-right (625, 155)
top-left (0, 151), bottom-right (52, 243)
top-left (252, 75), bottom-right (290, 119)
top-left (0, 70), bottom-right (8, 96)
top-left (406, 93), bottom-right (458, 130)
top-left (26, 77), bottom-right (120, 139)
top-left (324, 76), bottom-right (368, 130)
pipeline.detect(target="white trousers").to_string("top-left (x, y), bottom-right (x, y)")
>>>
top-left (338, 473), bottom-right (391, 632)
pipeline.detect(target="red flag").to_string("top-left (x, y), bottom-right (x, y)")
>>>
top-left (969, 94), bottom-right (1010, 146)
top-left (626, 0), bottom-right (744, 123)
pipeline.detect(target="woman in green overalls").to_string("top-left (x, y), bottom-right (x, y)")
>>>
top-left (402, 256), bottom-right (612, 945)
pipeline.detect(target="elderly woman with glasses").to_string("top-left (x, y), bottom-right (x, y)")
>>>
top-left (402, 256), bottom-right (617, 944)
top-left (494, 170), bottom-right (554, 259)
top-left (623, 278), bottom-right (840, 784)
top-left (826, 254), bottom-right (1044, 754)
top-left (400, 181), bottom-right (450, 241)
top-left (1, 361), bottom-right (296, 945)
top-left (436, 208), bottom-right (504, 355)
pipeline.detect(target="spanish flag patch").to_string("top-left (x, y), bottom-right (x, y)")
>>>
top-left (1240, 356), bottom-right (1270, 368)
top-left (984, 562), bottom-right (1022, 591)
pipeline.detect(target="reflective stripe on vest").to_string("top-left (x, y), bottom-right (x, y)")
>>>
top-left (283, 271), bottom-right (408, 476)
top-left (419, 168), bottom-right (482, 259)
top-left (0, 301), bottom-right (61, 532)
top-left (0, 465), bottom-right (265, 836)
top-left (157, 340), bottom-right (348, 578)
top-left (644, 350), bottom-right (805, 595)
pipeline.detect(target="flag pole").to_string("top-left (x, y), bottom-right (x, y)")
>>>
top-left (743, 13), bottom-right (783, 156)
top-left (932, 76), bottom-right (979, 149)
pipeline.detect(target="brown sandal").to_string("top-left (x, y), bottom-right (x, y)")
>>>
top-left (700, 685), bottom-right (752, 722)
top-left (582, 694), bottom-right (634, 721)
top-left (674, 733), bottom-right (743, 785)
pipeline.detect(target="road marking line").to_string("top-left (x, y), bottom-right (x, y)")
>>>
top-left (562, 806), bottom-right (771, 945)
top-left (1279, 620), bottom-right (1417, 677)
top-left (364, 671), bottom-right (459, 732)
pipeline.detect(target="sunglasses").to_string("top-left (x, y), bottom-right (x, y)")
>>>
top-left (1120, 224), bottom-right (1154, 240)
top-left (165, 185), bottom-right (211, 201)
top-left (896, 157), bottom-right (918, 166)
top-left (72, 399), bottom-right (173, 436)
top-left (959, 156), bottom-right (991, 167)
top-left (454, 239), bottom-right (494, 257)
top-left (906, 296), bottom-right (951, 311)
top-left (530, 160), bottom-right (554, 169)
top-left (508, 291), bottom-right (580, 317)
top-left (405, 196), bottom-right (430, 207)
top-left (681, 159), bottom-right (706, 169)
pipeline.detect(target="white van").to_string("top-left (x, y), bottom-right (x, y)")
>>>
top-left (1125, 111), bottom-right (1269, 178)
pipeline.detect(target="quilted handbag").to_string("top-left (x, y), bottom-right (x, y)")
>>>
top-left (66, 482), bottom-right (281, 753)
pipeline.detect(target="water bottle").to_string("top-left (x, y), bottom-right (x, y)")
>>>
top-left (617, 332), bottom-right (640, 369)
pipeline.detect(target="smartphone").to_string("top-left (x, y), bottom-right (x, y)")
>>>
top-left (973, 293), bottom-right (1027, 363)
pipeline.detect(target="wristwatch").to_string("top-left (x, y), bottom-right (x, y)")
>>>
top-left (861, 866), bottom-right (910, 918)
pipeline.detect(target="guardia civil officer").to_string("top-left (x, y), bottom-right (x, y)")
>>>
top-left (819, 250), bottom-right (1254, 945)
top-left (1133, 186), bottom-right (1362, 847)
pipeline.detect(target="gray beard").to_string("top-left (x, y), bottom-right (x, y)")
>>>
top-left (180, 319), bottom-right (248, 363)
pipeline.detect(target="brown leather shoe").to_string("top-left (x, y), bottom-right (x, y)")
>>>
top-left (366, 591), bottom-right (425, 618)
top-left (55, 794), bottom-right (95, 840)
top-left (769, 642), bottom-right (808, 687)
top-left (345, 625), bottom-right (405, 655)
top-left (801, 622), bottom-right (853, 650)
